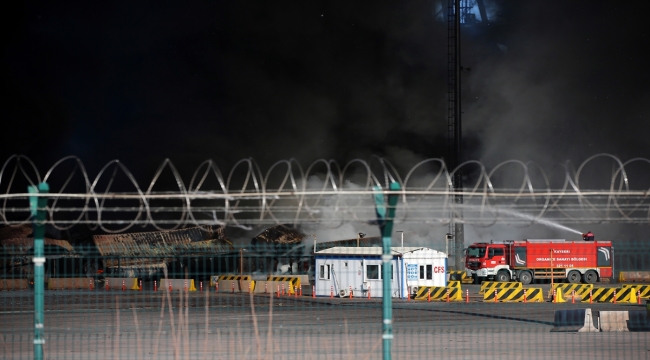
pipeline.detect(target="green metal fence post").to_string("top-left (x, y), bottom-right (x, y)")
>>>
top-left (29, 182), bottom-right (49, 360)
top-left (374, 181), bottom-right (400, 360)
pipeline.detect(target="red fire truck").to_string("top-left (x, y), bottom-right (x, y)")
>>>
top-left (464, 239), bottom-right (613, 284)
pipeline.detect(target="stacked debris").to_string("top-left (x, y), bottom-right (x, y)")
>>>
top-left (314, 236), bottom-right (382, 253)
top-left (93, 225), bottom-right (235, 270)
top-left (0, 235), bottom-right (79, 280)
top-left (250, 224), bottom-right (305, 254)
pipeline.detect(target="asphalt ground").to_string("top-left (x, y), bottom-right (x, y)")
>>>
top-left (1, 283), bottom-right (649, 359)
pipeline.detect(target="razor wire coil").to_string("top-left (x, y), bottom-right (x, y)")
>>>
top-left (0, 154), bottom-right (649, 232)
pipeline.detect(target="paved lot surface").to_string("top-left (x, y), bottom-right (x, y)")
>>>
top-left (1, 283), bottom-right (649, 359)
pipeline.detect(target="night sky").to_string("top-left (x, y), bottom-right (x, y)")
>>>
top-left (2, 1), bottom-right (649, 181)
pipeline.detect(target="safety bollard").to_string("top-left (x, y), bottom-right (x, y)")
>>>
top-left (553, 289), bottom-right (557, 303)
top-left (295, 286), bottom-right (298, 298)
top-left (215, 282), bottom-right (218, 293)
top-left (368, 285), bottom-right (371, 300)
top-left (312, 285), bottom-right (315, 298)
top-left (200, 281), bottom-right (203, 292)
top-left (277, 285), bottom-right (280, 298)
top-left (139, 280), bottom-right (142, 292)
top-left (571, 290), bottom-right (575, 304)
top-left (169, 281), bottom-right (172, 292)
top-left (523, 289), bottom-right (527, 303)
top-left (613, 289), bottom-right (617, 304)
top-left (299, 286), bottom-right (302, 296)
top-left (105, 280), bottom-right (109, 291)
top-left (265, 282), bottom-right (268, 294)
top-left (122, 280), bottom-right (126, 291)
top-left (154, 280), bottom-right (157, 292)
top-left (589, 289), bottom-right (592, 304)
top-left (349, 286), bottom-right (353, 299)
top-left (638, 290), bottom-right (642, 305)
top-left (282, 283), bottom-right (285, 296)
top-left (249, 283), bottom-right (251, 293)
top-left (427, 289), bottom-right (431, 302)
top-left (330, 286), bottom-right (333, 299)
top-left (232, 282), bottom-right (235, 294)
top-left (494, 289), bottom-right (498, 303)
top-left (446, 289), bottom-right (450, 303)
top-left (89, 279), bottom-right (94, 291)
top-left (466, 289), bottom-right (469, 303)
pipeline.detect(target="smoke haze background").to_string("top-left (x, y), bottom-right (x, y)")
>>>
top-left (1, 2), bottom-right (648, 246)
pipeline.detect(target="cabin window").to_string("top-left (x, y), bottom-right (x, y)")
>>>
top-left (319, 265), bottom-right (330, 280)
top-left (381, 265), bottom-right (394, 279)
top-left (493, 248), bottom-right (504, 256)
top-left (426, 265), bottom-right (433, 279)
top-left (420, 265), bottom-right (425, 279)
top-left (367, 265), bottom-right (380, 280)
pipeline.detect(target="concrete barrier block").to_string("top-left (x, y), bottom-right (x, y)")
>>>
top-left (0, 278), bottom-right (28, 290)
top-left (48, 278), bottom-right (94, 290)
top-left (105, 278), bottom-right (139, 291)
top-left (551, 309), bottom-right (599, 332)
top-left (218, 280), bottom-right (239, 293)
top-left (600, 311), bottom-right (629, 332)
top-left (240, 280), bottom-right (255, 293)
top-left (618, 271), bottom-right (650, 283)
top-left (160, 279), bottom-right (197, 292)
top-left (627, 310), bottom-right (650, 331)
top-left (252, 281), bottom-right (271, 294)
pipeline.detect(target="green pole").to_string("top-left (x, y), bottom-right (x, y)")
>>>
top-left (29, 183), bottom-right (49, 360)
top-left (374, 182), bottom-right (400, 360)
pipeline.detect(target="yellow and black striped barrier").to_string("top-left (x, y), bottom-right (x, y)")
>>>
top-left (414, 286), bottom-right (463, 301)
top-left (614, 287), bottom-right (638, 303)
top-left (590, 287), bottom-right (617, 302)
top-left (483, 287), bottom-right (544, 302)
top-left (219, 275), bottom-right (252, 281)
top-left (587, 287), bottom-right (637, 303)
top-left (212, 275), bottom-right (251, 287)
top-left (267, 276), bottom-right (301, 285)
top-left (448, 270), bottom-right (473, 284)
top-left (622, 284), bottom-right (650, 299)
top-left (551, 284), bottom-right (593, 299)
top-left (267, 276), bottom-right (301, 295)
top-left (447, 280), bottom-right (462, 289)
top-left (479, 281), bottom-right (522, 294)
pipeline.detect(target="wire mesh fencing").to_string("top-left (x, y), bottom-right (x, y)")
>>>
top-left (1, 241), bottom-right (650, 359)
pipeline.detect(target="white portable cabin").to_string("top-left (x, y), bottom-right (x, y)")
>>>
top-left (314, 247), bottom-right (447, 298)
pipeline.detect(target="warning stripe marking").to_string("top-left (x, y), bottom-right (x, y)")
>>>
top-left (482, 288), bottom-right (544, 302)
top-left (622, 284), bottom-right (650, 298)
top-left (448, 270), bottom-right (473, 284)
top-left (414, 286), bottom-right (462, 301)
top-left (613, 287), bottom-right (636, 303)
top-left (590, 288), bottom-right (616, 302)
top-left (267, 276), bottom-right (299, 285)
top-left (218, 275), bottom-right (251, 281)
top-left (479, 281), bottom-right (522, 294)
top-left (551, 284), bottom-right (593, 297)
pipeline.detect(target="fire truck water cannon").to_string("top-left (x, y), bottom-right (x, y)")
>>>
top-left (465, 238), bottom-right (612, 285)
top-left (582, 231), bottom-right (595, 241)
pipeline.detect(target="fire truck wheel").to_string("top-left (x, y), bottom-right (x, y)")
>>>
top-left (567, 270), bottom-right (581, 283)
top-left (496, 270), bottom-right (511, 282)
top-left (582, 270), bottom-right (598, 284)
top-left (519, 271), bottom-right (532, 285)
